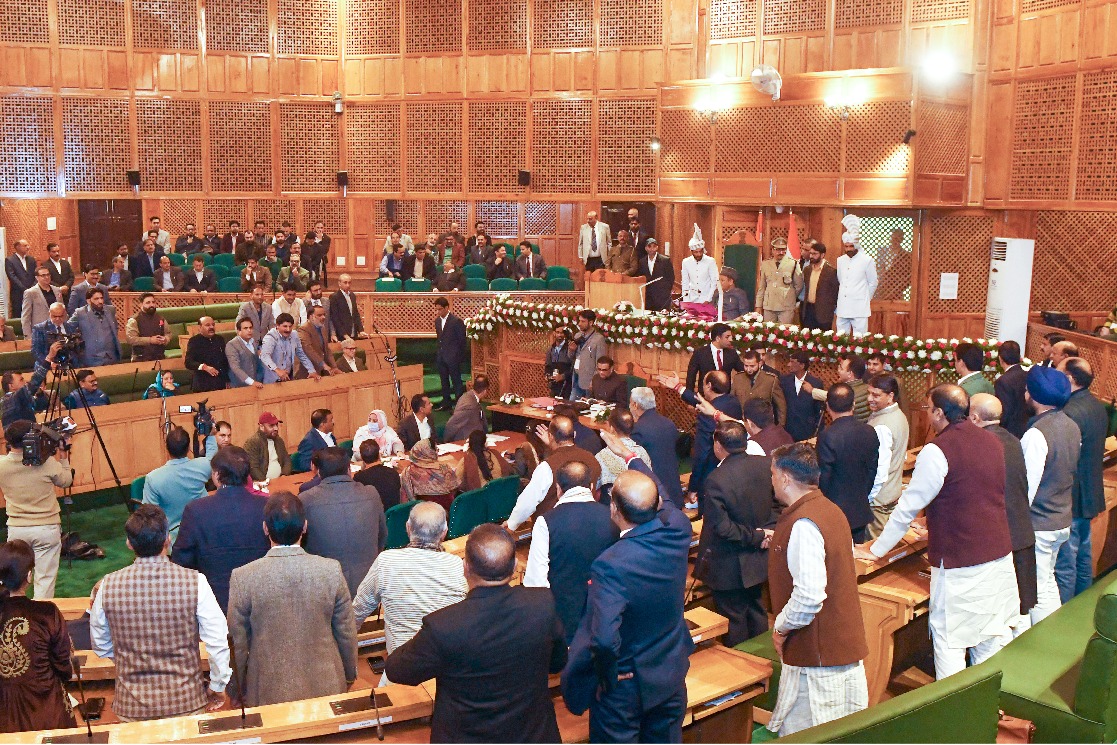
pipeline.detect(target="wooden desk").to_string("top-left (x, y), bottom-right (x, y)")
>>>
top-left (488, 402), bottom-right (607, 434)
top-left (585, 274), bottom-right (645, 311)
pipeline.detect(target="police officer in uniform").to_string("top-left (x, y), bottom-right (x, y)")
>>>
top-left (757, 237), bottom-right (803, 324)
top-left (731, 349), bottom-right (788, 427)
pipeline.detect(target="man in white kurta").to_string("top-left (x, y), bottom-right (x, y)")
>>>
top-left (681, 246), bottom-right (718, 304)
top-left (834, 238), bottom-right (877, 336)
top-left (856, 384), bottom-right (1019, 680)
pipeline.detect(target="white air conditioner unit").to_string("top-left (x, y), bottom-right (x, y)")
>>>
top-left (984, 237), bottom-right (1035, 347)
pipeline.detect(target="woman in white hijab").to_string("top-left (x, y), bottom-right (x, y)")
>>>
top-left (351, 409), bottom-right (405, 462)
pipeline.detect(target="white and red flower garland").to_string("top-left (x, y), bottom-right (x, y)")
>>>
top-left (464, 295), bottom-right (1008, 373)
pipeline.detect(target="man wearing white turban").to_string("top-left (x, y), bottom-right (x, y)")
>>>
top-left (834, 214), bottom-right (878, 336)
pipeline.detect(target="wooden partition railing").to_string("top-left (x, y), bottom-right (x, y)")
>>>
top-left (1027, 323), bottom-right (1117, 403)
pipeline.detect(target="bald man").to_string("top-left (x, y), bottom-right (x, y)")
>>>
top-left (1049, 340), bottom-right (1078, 369)
top-left (185, 316), bottom-right (230, 392)
top-left (969, 393), bottom-right (1037, 627)
top-left (563, 432), bottom-right (694, 743)
top-left (387, 524), bottom-right (566, 743)
top-left (578, 211), bottom-right (612, 271)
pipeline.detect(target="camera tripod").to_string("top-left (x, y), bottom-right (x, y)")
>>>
top-left (42, 362), bottom-right (132, 512)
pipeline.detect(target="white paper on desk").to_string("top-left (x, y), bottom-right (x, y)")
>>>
top-left (437, 443), bottom-right (465, 455)
top-left (486, 434), bottom-right (509, 445)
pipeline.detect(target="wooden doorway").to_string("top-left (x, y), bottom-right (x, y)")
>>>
top-left (78, 199), bottom-right (143, 271)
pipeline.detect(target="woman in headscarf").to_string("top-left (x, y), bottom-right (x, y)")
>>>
top-left (142, 370), bottom-right (178, 399)
top-left (0, 540), bottom-right (76, 734)
top-left (455, 429), bottom-right (513, 492)
top-left (400, 439), bottom-right (460, 510)
top-left (351, 410), bottom-right (405, 462)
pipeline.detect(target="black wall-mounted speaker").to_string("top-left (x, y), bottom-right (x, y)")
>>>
top-left (385, 199), bottom-right (397, 222)
top-left (337, 171), bottom-right (349, 187)
top-left (126, 170), bottom-right (141, 187)
top-left (517, 170), bottom-right (531, 186)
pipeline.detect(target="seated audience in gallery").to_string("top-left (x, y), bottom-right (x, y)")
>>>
top-left (434, 258), bottom-right (466, 291)
top-left (515, 241), bottom-right (548, 280)
top-left (486, 245), bottom-right (516, 281)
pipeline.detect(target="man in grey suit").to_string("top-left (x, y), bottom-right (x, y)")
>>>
top-left (235, 285), bottom-right (275, 345)
top-left (226, 318), bottom-right (265, 389)
top-left (443, 375), bottom-right (489, 442)
top-left (227, 492), bottom-right (357, 706)
top-left (21, 266), bottom-right (65, 332)
top-left (571, 309), bottom-right (608, 399)
top-left (300, 447), bottom-right (387, 597)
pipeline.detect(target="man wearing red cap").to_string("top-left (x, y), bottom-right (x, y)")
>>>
top-left (244, 412), bottom-right (293, 484)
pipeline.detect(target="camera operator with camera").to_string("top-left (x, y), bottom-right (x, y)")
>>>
top-left (30, 303), bottom-right (80, 368)
top-left (0, 419), bottom-right (73, 599)
top-left (1, 340), bottom-right (62, 429)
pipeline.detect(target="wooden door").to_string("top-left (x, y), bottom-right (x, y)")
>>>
top-left (78, 199), bottom-right (143, 271)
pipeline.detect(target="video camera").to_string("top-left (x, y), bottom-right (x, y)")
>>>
top-left (22, 417), bottom-right (77, 466)
top-left (179, 398), bottom-right (215, 437)
top-left (46, 328), bottom-right (84, 366)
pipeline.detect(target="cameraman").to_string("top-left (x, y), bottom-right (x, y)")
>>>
top-left (0, 419), bottom-right (73, 599)
top-left (31, 303), bottom-right (79, 367)
top-left (1, 341), bottom-right (62, 429)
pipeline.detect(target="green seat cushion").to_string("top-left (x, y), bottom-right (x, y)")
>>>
top-left (547, 266), bottom-right (570, 280)
top-left (212, 253), bottom-right (235, 266)
top-left (465, 278), bottom-right (489, 291)
top-left (167, 253), bottom-right (187, 266)
top-left (217, 277), bottom-right (242, 292)
top-left (735, 631), bottom-right (781, 712)
top-left (490, 278), bottom-right (517, 291)
top-left (547, 277), bottom-right (575, 290)
top-left (462, 264), bottom-right (487, 279)
top-left (519, 277), bottom-right (546, 290)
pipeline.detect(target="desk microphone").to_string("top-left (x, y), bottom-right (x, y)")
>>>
top-left (372, 685), bottom-right (385, 741)
top-left (71, 652), bottom-right (95, 742)
top-left (229, 633), bottom-right (247, 726)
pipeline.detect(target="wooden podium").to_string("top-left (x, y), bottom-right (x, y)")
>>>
top-left (585, 270), bottom-right (645, 309)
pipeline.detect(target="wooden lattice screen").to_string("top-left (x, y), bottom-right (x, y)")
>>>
top-left (1020, 0), bottom-right (1078, 12)
top-left (132, 0), bottom-right (199, 50)
top-left (406, 0), bottom-right (462, 52)
top-left (845, 101), bottom-right (912, 174)
top-left (203, 199), bottom-right (247, 230)
top-left (0, 0), bottom-right (49, 43)
top-left (835, 0), bottom-right (902, 28)
top-left (209, 101), bottom-right (274, 193)
top-left (599, 0), bottom-right (662, 45)
top-left (424, 201), bottom-right (469, 232)
top-left (854, 214), bottom-right (916, 302)
top-left (59, 0), bottom-right (124, 46)
top-left (162, 200), bottom-right (200, 234)
top-left (709, 0), bottom-right (756, 39)
top-left (278, 0), bottom-right (338, 55)
top-left (207, 0), bottom-right (269, 52)
top-left (468, 100), bottom-right (527, 193)
top-left (1009, 76), bottom-right (1075, 201)
top-left (715, 105), bottom-right (842, 173)
top-left (468, 0), bottom-right (528, 51)
top-left (406, 102), bottom-right (463, 193)
top-left (304, 199), bottom-right (348, 234)
top-left (1032, 211), bottom-right (1117, 313)
top-left (597, 99), bottom-right (657, 194)
top-left (524, 202), bottom-right (558, 235)
top-left (62, 97), bottom-right (132, 193)
top-left (762, 0), bottom-right (824, 33)
top-left (532, 0), bottom-right (592, 48)
top-left (530, 100), bottom-right (592, 193)
top-left (0, 96), bottom-right (56, 194)
top-left (137, 99), bottom-right (204, 192)
top-left (347, 103), bottom-right (402, 192)
top-left (916, 101), bottom-right (969, 176)
top-left (477, 201), bottom-right (520, 237)
top-left (252, 200), bottom-right (297, 231)
top-left (1076, 69), bottom-right (1117, 202)
top-left (347, 0), bottom-right (401, 54)
top-left (910, 0), bottom-right (969, 21)
top-left (925, 214), bottom-right (994, 315)
top-left (373, 199), bottom-right (421, 235)
top-left (280, 103), bottom-right (339, 192)
top-left (660, 110), bottom-right (712, 173)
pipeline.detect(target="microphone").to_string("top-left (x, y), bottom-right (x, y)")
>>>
top-left (71, 652), bottom-right (95, 741)
top-left (372, 685), bottom-right (385, 741)
top-left (228, 633), bottom-right (248, 726)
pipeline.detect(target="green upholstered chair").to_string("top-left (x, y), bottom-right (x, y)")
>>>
top-left (547, 277), bottom-right (575, 290)
top-left (210, 264), bottom-right (233, 280)
top-left (261, 260), bottom-right (282, 286)
top-left (186, 252), bottom-right (211, 266)
top-left (232, 264), bottom-right (247, 276)
top-left (129, 475), bottom-right (146, 506)
top-left (547, 266), bottom-right (571, 280)
top-left (777, 665), bottom-right (1003, 743)
top-left (462, 264), bottom-right (487, 279)
top-left (490, 278), bottom-right (517, 291)
top-left (447, 488), bottom-right (489, 539)
top-left (375, 278), bottom-right (402, 292)
top-left (6, 319), bottom-right (22, 339)
top-left (212, 253), bottom-right (235, 267)
top-left (337, 439), bottom-right (354, 461)
top-left (518, 277), bottom-right (546, 290)
top-left (484, 475), bottom-right (522, 523)
top-left (404, 278), bottom-right (432, 292)
top-left (132, 276), bottom-right (155, 292)
top-left (465, 277), bottom-right (489, 291)
top-left (990, 573), bottom-right (1117, 743)
top-left (167, 253), bottom-right (187, 267)
top-left (385, 501), bottom-right (420, 549)
top-left (217, 277), bottom-right (242, 293)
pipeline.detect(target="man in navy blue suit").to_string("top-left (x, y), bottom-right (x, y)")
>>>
top-left (434, 297), bottom-right (468, 410)
top-left (295, 408), bottom-right (336, 471)
top-left (779, 351), bottom-right (825, 441)
top-left (563, 431), bottom-right (694, 743)
top-left (629, 387), bottom-right (683, 508)
top-left (660, 369), bottom-right (742, 509)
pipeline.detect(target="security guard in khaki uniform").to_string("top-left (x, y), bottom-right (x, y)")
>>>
top-left (731, 349), bottom-right (787, 426)
top-left (757, 237), bottom-right (804, 324)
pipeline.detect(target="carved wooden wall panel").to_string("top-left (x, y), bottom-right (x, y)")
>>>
top-left (597, 98), bottom-right (657, 194)
top-left (524, 202), bottom-right (558, 235)
top-left (1009, 76), bottom-right (1075, 201)
top-left (279, 103), bottom-right (339, 192)
top-left (304, 198), bottom-right (348, 233)
top-left (1032, 211), bottom-right (1117, 313)
top-left (252, 199), bottom-right (297, 231)
top-left (468, 0), bottom-right (528, 51)
top-left (406, 102), bottom-right (463, 192)
top-left (209, 101), bottom-right (273, 193)
top-left (660, 110), bottom-right (712, 173)
top-left (59, 0), bottom-right (125, 47)
top-left (1076, 69), bottom-right (1117, 202)
top-left (845, 101), bottom-right (912, 174)
top-left (372, 199), bottom-right (421, 234)
top-left (203, 199), bottom-right (246, 229)
top-left (1020, 0), bottom-right (1078, 12)
top-left (709, 0), bottom-right (756, 39)
top-left (347, 103), bottom-right (402, 192)
top-left (137, 99), bottom-right (203, 192)
top-left (531, 99), bottom-right (592, 193)
top-left (162, 199), bottom-right (199, 233)
top-left (132, 0), bottom-right (200, 50)
top-left (600, 0), bottom-right (662, 46)
top-left (423, 200), bottom-right (469, 232)
top-left (477, 201), bottom-right (520, 237)
top-left (762, 0), bottom-right (825, 34)
top-left (910, 0), bottom-right (969, 22)
top-left (406, 0), bottom-right (462, 53)
top-left (835, 0), bottom-right (902, 28)
top-left (206, 0), bottom-right (269, 53)
top-left (0, 96), bottom-right (56, 194)
top-left (468, 100), bottom-right (526, 193)
top-left (0, 0), bottom-right (50, 44)
top-left (278, 0), bottom-right (338, 56)
top-left (916, 101), bottom-right (968, 175)
top-left (926, 213), bottom-right (993, 314)
top-left (532, 0), bottom-right (593, 49)
top-left (62, 97), bottom-right (131, 193)
top-left (855, 214), bottom-right (915, 301)
top-left (715, 105), bottom-right (842, 173)
top-left (347, 0), bottom-right (400, 55)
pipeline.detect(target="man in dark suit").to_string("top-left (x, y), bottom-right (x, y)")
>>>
top-left (220, 221), bottom-right (243, 255)
top-left (303, 221), bottom-right (331, 282)
top-left (44, 243), bottom-right (74, 294)
top-left (686, 323), bottom-right (743, 394)
top-left (637, 238), bottom-right (674, 312)
top-left (696, 421), bottom-right (775, 644)
top-left (296, 408), bottom-right (337, 472)
top-left (402, 244), bottom-right (437, 283)
top-left (485, 245), bottom-right (516, 281)
top-left (663, 369), bottom-right (743, 507)
top-left (443, 375), bottom-right (489, 442)
top-left (780, 351), bottom-right (825, 441)
top-left (173, 446), bottom-right (270, 612)
top-left (801, 242), bottom-right (840, 331)
top-left (388, 524), bottom-right (566, 744)
top-left (300, 447), bottom-right (387, 597)
top-left (400, 394), bottom-right (439, 452)
top-left (328, 274), bottom-right (366, 341)
top-left (817, 383), bottom-right (879, 541)
top-left (563, 442), bottom-right (694, 742)
top-left (182, 255), bottom-right (218, 292)
top-left (627, 208), bottom-right (650, 262)
top-left (629, 386), bottom-right (684, 508)
top-left (434, 297), bottom-right (467, 409)
top-left (995, 340), bottom-right (1029, 438)
top-left (5, 239), bottom-right (36, 316)
top-left (152, 255), bottom-right (185, 292)
top-left (131, 238), bottom-right (164, 279)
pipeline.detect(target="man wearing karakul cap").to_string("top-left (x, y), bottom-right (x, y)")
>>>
top-left (1017, 365), bottom-right (1081, 630)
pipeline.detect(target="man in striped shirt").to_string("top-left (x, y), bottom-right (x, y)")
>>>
top-left (352, 501), bottom-right (467, 682)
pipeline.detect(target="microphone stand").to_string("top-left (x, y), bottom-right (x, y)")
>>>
top-left (49, 651), bottom-right (108, 743)
top-left (370, 322), bottom-right (406, 424)
top-left (196, 634), bottom-right (262, 734)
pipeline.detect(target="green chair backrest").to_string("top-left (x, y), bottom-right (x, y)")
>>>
top-left (337, 439), bottom-right (354, 461)
top-left (129, 475), bottom-right (146, 506)
top-left (217, 277), bottom-right (242, 292)
top-left (519, 277), bottom-right (546, 290)
top-left (209, 264), bottom-right (232, 279)
top-left (186, 252), bottom-right (211, 266)
top-left (547, 277), bottom-right (575, 290)
top-left (1105, 400), bottom-right (1117, 438)
top-left (547, 266), bottom-right (571, 280)
top-left (132, 276), bottom-right (155, 291)
top-left (404, 278), bottom-right (432, 292)
top-left (447, 488), bottom-right (490, 539)
top-left (261, 259), bottom-right (282, 279)
top-left (212, 253), bottom-right (235, 267)
top-left (1074, 593), bottom-right (1117, 732)
top-left (530, 242), bottom-right (541, 254)
top-left (7, 319), bottom-right (22, 338)
top-left (385, 500), bottom-right (420, 549)
top-left (232, 264), bottom-right (247, 276)
top-left (465, 277), bottom-right (489, 291)
top-left (723, 244), bottom-right (759, 310)
top-left (167, 253), bottom-right (187, 267)
top-left (484, 475), bottom-right (522, 523)
top-left (490, 278), bottom-right (517, 291)
top-left (376, 278), bottom-right (402, 292)
top-left (462, 264), bottom-right (487, 279)
top-left (291, 451), bottom-right (310, 474)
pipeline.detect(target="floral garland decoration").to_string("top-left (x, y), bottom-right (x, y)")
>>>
top-left (464, 295), bottom-right (1010, 374)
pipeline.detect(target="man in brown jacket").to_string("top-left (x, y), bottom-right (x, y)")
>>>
top-left (296, 304), bottom-right (339, 378)
top-left (766, 442), bottom-right (869, 736)
top-left (732, 350), bottom-right (787, 426)
top-left (605, 230), bottom-right (639, 276)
